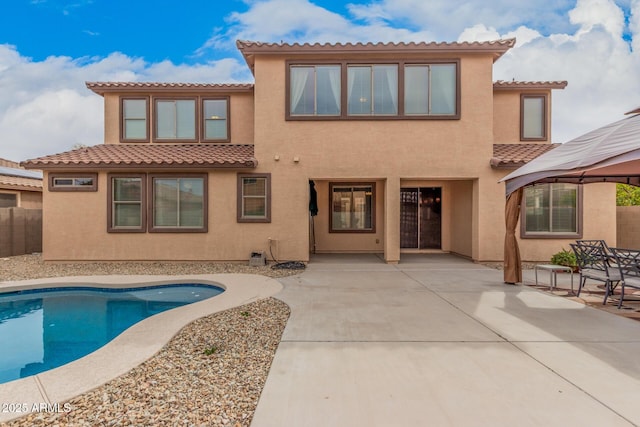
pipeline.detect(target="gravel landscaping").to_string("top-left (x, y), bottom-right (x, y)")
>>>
top-left (1, 254), bottom-right (298, 426)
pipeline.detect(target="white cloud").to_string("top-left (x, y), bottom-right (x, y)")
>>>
top-left (0, 45), bottom-right (249, 161)
top-left (569, 0), bottom-right (625, 37)
top-left (491, 2), bottom-right (639, 142)
top-left (0, 0), bottom-right (639, 162)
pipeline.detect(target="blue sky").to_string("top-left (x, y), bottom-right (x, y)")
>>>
top-left (0, 0), bottom-right (639, 161)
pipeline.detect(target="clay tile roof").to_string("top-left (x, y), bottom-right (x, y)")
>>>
top-left (86, 82), bottom-right (254, 95)
top-left (21, 144), bottom-right (257, 170)
top-left (493, 80), bottom-right (568, 90)
top-left (236, 39), bottom-right (516, 71)
top-left (0, 175), bottom-right (43, 191)
top-left (491, 144), bottom-right (559, 169)
top-left (0, 162), bottom-right (43, 191)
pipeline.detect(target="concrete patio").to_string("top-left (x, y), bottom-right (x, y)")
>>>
top-left (252, 254), bottom-right (640, 426)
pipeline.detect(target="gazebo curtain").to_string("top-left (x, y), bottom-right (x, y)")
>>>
top-left (504, 187), bottom-right (523, 284)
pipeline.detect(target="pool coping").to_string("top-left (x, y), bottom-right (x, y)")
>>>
top-left (0, 274), bottom-right (283, 423)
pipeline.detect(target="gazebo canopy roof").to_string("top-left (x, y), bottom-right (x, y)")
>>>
top-left (501, 110), bottom-right (640, 195)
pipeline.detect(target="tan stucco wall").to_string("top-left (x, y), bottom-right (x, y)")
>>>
top-left (19, 191), bottom-right (42, 209)
top-left (311, 180), bottom-right (385, 253)
top-left (42, 170), bottom-right (305, 262)
top-left (250, 53), bottom-right (496, 262)
top-left (40, 49), bottom-right (614, 264)
top-left (493, 90), bottom-right (552, 143)
top-left (515, 183), bottom-right (617, 262)
top-left (0, 189), bottom-right (41, 209)
top-left (617, 206), bottom-right (640, 249)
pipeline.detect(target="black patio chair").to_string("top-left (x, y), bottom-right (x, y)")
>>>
top-left (570, 241), bottom-right (620, 304)
top-left (609, 247), bottom-right (640, 308)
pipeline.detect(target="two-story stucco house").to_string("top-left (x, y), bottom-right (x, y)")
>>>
top-left (22, 39), bottom-right (617, 263)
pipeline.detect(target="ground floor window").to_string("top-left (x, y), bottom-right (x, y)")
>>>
top-left (0, 193), bottom-right (17, 208)
top-left (330, 183), bottom-right (375, 232)
top-left (108, 174), bottom-right (145, 232)
top-left (237, 174), bottom-right (271, 223)
top-left (108, 173), bottom-right (207, 233)
top-left (522, 183), bottom-right (581, 237)
top-left (151, 175), bottom-right (206, 231)
top-left (49, 173), bottom-right (97, 191)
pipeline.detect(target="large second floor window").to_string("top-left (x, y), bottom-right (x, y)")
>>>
top-left (348, 65), bottom-right (398, 115)
top-left (290, 65), bottom-right (341, 116)
top-left (404, 64), bottom-right (456, 115)
top-left (155, 99), bottom-right (196, 140)
top-left (287, 61), bottom-right (459, 120)
top-left (523, 183), bottom-right (581, 237)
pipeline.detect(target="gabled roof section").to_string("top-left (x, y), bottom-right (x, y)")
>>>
top-left (491, 143), bottom-right (559, 169)
top-left (493, 81), bottom-right (568, 90)
top-left (237, 39), bottom-right (516, 73)
top-left (21, 144), bottom-right (257, 170)
top-left (86, 82), bottom-right (254, 96)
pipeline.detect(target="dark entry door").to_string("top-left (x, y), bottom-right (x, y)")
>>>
top-left (400, 187), bottom-right (442, 249)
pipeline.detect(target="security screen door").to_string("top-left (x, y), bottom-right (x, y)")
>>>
top-left (400, 188), bottom-right (442, 249)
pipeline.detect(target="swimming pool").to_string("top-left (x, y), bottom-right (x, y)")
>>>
top-left (0, 284), bottom-right (223, 384)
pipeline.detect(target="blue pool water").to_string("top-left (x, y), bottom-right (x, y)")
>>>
top-left (0, 284), bottom-right (223, 384)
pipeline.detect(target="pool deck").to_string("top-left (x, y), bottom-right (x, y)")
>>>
top-left (251, 254), bottom-right (640, 427)
top-left (3, 255), bottom-right (640, 426)
top-left (0, 274), bottom-right (282, 423)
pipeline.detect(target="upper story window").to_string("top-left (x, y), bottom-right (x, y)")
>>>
top-left (290, 65), bottom-right (341, 116)
top-left (122, 98), bottom-right (149, 141)
top-left (521, 94), bottom-right (547, 140)
top-left (348, 65), bottom-right (398, 115)
top-left (203, 98), bottom-right (229, 141)
top-left (154, 99), bottom-right (197, 141)
top-left (522, 183), bottom-right (582, 238)
top-left (122, 97), bottom-right (231, 143)
top-left (405, 64), bottom-right (456, 115)
top-left (287, 60), bottom-right (459, 120)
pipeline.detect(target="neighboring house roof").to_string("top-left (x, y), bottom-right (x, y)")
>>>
top-left (490, 144), bottom-right (559, 169)
top-left (493, 80), bottom-right (568, 90)
top-left (0, 174), bottom-right (43, 191)
top-left (237, 39), bottom-right (517, 73)
top-left (21, 144), bottom-right (258, 170)
top-left (86, 82), bottom-right (254, 96)
top-left (0, 159), bottom-right (43, 191)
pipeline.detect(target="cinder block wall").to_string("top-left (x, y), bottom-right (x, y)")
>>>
top-left (617, 206), bottom-right (640, 249)
top-left (0, 207), bottom-right (42, 257)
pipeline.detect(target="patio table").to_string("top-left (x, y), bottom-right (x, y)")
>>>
top-left (535, 264), bottom-right (574, 293)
